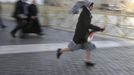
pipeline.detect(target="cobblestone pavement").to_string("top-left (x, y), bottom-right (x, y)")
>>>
top-left (0, 46), bottom-right (134, 75)
top-left (0, 19), bottom-right (134, 75)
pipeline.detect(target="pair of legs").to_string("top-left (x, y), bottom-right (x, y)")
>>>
top-left (57, 41), bottom-right (95, 66)
top-left (57, 48), bottom-right (94, 66)
top-left (11, 19), bottom-right (27, 38)
top-left (57, 48), bottom-right (92, 62)
top-left (0, 18), bottom-right (6, 28)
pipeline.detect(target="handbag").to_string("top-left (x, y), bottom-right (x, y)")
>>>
top-left (22, 20), bottom-right (33, 33)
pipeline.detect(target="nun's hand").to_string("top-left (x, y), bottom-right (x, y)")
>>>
top-left (18, 14), bottom-right (27, 19)
top-left (31, 16), bottom-right (36, 19)
top-left (100, 28), bottom-right (105, 32)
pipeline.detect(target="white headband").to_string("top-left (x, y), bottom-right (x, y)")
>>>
top-left (70, 0), bottom-right (94, 14)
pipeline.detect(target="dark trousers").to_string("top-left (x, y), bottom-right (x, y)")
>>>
top-left (11, 19), bottom-right (27, 34)
top-left (0, 17), bottom-right (5, 27)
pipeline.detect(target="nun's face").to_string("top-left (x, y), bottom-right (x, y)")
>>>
top-left (88, 5), bottom-right (93, 11)
top-left (32, 0), bottom-right (36, 4)
top-left (89, 5), bottom-right (93, 10)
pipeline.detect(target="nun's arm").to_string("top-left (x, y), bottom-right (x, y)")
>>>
top-left (88, 24), bottom-right (102, 31)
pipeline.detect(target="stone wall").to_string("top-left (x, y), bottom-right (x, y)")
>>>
top-left (1, 1), bottom-right (134, 39)
top-left (43, 0), bottom-right (134, 39)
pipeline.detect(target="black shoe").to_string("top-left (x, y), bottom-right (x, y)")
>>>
top-left (1, 25), bottom-right (7, 28)
top-left (10, 32), bottom-right (16, 38)
top-left (56, 48), bottom-right (62, 59)
top-left (19, 33), bottom-right (27, 39)
top-left (85, 62), bottom-right (95, 66)
top-left (37, 33), bottom-right (45, 36)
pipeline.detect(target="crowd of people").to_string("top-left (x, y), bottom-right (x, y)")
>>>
top-left (10, 0), bottom-right (43, 38)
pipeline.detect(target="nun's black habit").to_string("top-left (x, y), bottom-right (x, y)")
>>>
top-left (73, 6), bottom-right (103, 44)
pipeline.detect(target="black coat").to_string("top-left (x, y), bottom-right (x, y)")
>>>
top-left (73, 6), bottom-right (102, 44)
top-left (22, 4), bottom-right (42, 33)
top-left (12, 0), bottom-right (28, 19)
top-left (28, 4), bottom-right (38, 17)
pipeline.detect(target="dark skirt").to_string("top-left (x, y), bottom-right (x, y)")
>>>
top-left (22, 18), bottom-right (42, 34)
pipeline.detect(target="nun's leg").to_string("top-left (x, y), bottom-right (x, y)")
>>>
top-left (56, 48), bottom-right (71, 59)
top-left (56, 41), bottom-right (80, 59)
top-left (84, 50), bottom-right (95, 66)
top-left (85, 50), bottom-right (91, 62)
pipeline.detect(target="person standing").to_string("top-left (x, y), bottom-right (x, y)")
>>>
top-left (0, 2), bottom-right (6, 28)
top-left (56, 0), bottom-right (105, 66)
top-left (22, 0), bottom-right (43, 35)
top-left (11, 0), bottom-right (29, 38)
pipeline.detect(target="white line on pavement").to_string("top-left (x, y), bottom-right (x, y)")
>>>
top-left (0, 41), bottom-right (133, 55)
